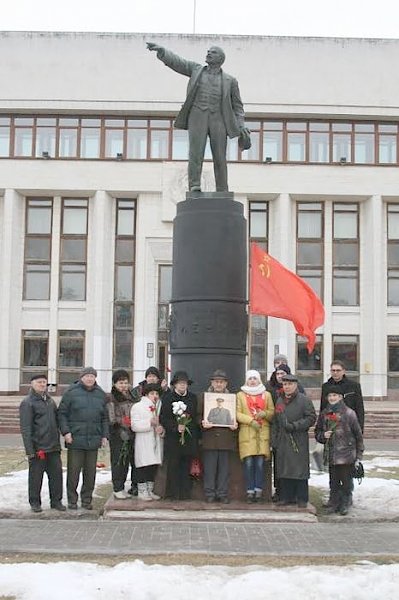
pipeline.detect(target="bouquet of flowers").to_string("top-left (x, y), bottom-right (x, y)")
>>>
top-left (275, 402), bottom-right (298, 453)
top-left (172, 400), bottom-right (192, 445)
top-left (323, 411), bottom-right (340, 465)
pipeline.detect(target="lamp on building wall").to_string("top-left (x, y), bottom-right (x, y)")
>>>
top-left (42, 151), bottom-right (50, 159)
top-left (265, 156), bottom-right (273, 164)
top-left (116, 153), bottom-right (123, 161)
top-left (339, 157), bottom-right (347, 165)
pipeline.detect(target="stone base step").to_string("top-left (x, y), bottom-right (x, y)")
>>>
top-left (103, 496), bottom-right (318, 523)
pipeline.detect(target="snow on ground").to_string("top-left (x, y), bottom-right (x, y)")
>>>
top-left (0, 451), bottom-right (398, 515)
top-left (0, 561), bottom-right (398, 600)
top-left (309, 453), bottom-right (399, 517)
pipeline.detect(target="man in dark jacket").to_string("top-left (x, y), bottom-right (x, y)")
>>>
top-left (201, 370), bottom-right (237, 503)
top-left (58, 366), bottom-right (108, 510)
top-left (131, 366), bottom-right (168, 402)
top-left (19, 374), bottom-right (65, 513)
top-left (320, 360), bottom-right (364, 432)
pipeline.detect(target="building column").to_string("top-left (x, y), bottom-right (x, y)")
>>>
top-left (86, 191), bottom-right (114, 391)
top-left (267, 193), bottom-right (296, 370)
top-left (361, 195), bottom-right (385, 399)
top-left (0, 189), bottom-right (25, 392)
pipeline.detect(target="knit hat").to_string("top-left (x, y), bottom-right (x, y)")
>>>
top-left (143, 382), bottom-right (162, 395)
top-left (275, 363), bottom-right (291, 375)
top-left (327, 385), bottom-right (344, 397)
top-left (245, 369), bottom-right (262, 383)
top-left (170, 370), bottom-right (193, 385)
top-left (274, 354), bottom-right (288, 367)
top-left (30, 373), bottom-right (47, 382)
top-left (80, 366), bottom-right (97, 378)
top-left (112, 369), bottom-right (130, 384)
top-left (145, 366), bottom-right (161, 379)
top-left (210, 369), bottom-right (228, 381)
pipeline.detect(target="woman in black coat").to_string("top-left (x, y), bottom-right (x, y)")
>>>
top-left (160, 371), bottom-right (198, 500)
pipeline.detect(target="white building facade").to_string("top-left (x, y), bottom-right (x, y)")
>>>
top-left (0, 32), bottom-right (398, 399)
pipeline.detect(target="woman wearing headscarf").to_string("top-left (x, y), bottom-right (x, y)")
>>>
top-left (236, 370), bottom-right (274, 502)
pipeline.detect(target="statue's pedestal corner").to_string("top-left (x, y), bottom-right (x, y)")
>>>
top-left (186, 190), bottom-right (235, 201)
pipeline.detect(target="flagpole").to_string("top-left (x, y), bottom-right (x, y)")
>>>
top-left (193, 0), bottom-right (197, 33)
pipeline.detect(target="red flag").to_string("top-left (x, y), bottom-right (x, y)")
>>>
top-left (250, 243), bottom-right (324, 353)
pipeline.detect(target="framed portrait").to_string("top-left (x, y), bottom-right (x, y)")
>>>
top-left (203, 393), bottom-right (236, 427)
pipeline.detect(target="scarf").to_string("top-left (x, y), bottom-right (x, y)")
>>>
top-left (240, 382), bottom-right (265, 395)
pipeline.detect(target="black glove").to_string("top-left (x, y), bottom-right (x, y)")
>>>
top-left (284, 418), bottom-right (294, 432)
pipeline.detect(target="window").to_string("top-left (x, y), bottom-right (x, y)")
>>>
top-left (126, 119), bottom-right (148, 159)
top-left (58, 117), bottom-right (79, 158)
top-left (388, 336), bottom-right (399, 389)
top-left (14, 117), bottom-right (34, 157)
top-left (80, 118), bottom-right (101, 158)
top-left (249, 201), bottom-right (268, 380)
top-left (21, 330), bottom-right (49, 384)
top-left (104, 119), bottom-right (125, 158)
top-left (354, 123), bottom-right (375, 164)
top-left (332, 122), bottom-right (352, 163)
top-left (287, 122), bottom-right (306, 162)
top-left (60, 199), bottom-right (88, 300)
top-left (58, 330), bottom-right (85, 384)
top-left (378, 124), bottom-right (397, 164)
top-left (158, 265), bottom-right (172, 376)
top-left (113, 200), bottom-right (136, 376)
top-left (296, 335), bottom-right (323, 387)
top-left (149, 119), bottom-right (170, 159)
top-left (296, 203), bottom-right (324, 298)
top-left (35, 118), bottom-right (56, 158)
top-left (263, 121), bottom-right (283, 162)
top-left (0, 117), bottom-right (10, 157)
top-left (388, 204), bottom-right (399, 306)
top-left (332, 335), bottom-right (359, 378)
top-left (309, 122), bottom-right (329, 163)
top-left (24, 198), bottom-right (53, 300)
top-left (333, 203), bottom-right (359, 306)
top-left (241, 121), bottom-right (261, 161)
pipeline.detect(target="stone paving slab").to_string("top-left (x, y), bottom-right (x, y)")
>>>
top-left (0, 519), bottom-right (399, 557)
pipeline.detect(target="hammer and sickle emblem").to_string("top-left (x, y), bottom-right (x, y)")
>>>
top-left (258, 254), bottom-right (271, 278)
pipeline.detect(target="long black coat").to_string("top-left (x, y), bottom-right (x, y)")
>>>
top-left (315, 401), bottom-right (364, 465)
top-left (272, 391), bottom-right (316, 480)
top-left (160, 389), bottom-right (199, 457)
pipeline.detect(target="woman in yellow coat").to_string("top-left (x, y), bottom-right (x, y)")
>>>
top-left (236, 369), bottom-right (274, 502)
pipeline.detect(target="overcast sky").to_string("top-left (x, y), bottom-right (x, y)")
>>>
top-left (1, 0), bottom-right (399, 38)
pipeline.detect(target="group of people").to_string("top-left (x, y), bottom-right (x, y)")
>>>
top-left (19, 356), bottom-right (364, 516)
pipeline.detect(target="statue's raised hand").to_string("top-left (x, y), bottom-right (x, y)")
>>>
top-left (147, 42), bottom-right (161, 52)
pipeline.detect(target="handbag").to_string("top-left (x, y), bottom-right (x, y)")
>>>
top-left (189, 457), bottom-right (203, 479)
top-left (351, 461), bottom-right (364, 484)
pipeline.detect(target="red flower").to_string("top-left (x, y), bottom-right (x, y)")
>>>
top-left (36, 450), bottom-right (46, 460)
top-left (122, 416), bottom-right (131, 427)
top-left (275, 404), bottom-right (285, 414)
top-left (149, 405), bottom-right (156, 413)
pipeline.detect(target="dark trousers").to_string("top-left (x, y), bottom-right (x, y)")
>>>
top-left (203, 449), bottom-right (230, 499)
top-left (188, 107), bottom-right (228, 191)
top-left (272, 449), bottom-right (280, 496)
top-left (66, 448), bottom-right (98, 506)
top-left (136, 464), bottom-right (157, 484)
top-left (109, 434), bottom-right (135, 493)
top-left (280, 478), bottom-right (308, 504)
top-left (330, 463), bottom-right (353, 508)
top-left (28, 451), bottom-right (63, 508)
top-left (165, 453), bottom-right (193, 500)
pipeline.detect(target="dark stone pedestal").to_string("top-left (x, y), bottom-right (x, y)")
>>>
top-left (170, 192), bottom-right (247, 394)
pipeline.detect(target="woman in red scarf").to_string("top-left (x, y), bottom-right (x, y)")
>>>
top-left (236, 370), bottom-right (274, 502)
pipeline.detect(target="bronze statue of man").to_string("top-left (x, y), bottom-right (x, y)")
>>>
top-left (147, 42), bottom-right (251, 193)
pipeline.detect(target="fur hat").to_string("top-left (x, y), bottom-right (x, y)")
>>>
top-left (143, 382), bottom-right (162, 395)
top-left (275, 363), bottom-right (291, 375)
top-left (145, 366), bottom-right (161, 379)
top-left (281, 373), bottom-right (298, 382)
top-left (112, 369), bottom-right (130, 384)
top-left (80, 366), bottom-right (97, 378)
top-left (274, 354), bottom-right (288, 367)
top-left (30, 374), bottom-right (47, 382)
top-left (327, 385), bottom-right (344, 397)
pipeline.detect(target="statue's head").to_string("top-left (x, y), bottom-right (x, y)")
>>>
top-left (206, 46), bottom-right (225, 67)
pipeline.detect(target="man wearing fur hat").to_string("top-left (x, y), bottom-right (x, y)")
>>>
top-left (58, 367), bottom-right (108, 510)
top-left (201, 370), bottom-right (237, 503)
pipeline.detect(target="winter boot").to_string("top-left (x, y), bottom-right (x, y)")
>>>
top-left (147, 481), bottom-right (161, 500)
top-left (339, 494), bottom-right (349, 516)
top-left (137, 482), bottom-right (152, 501)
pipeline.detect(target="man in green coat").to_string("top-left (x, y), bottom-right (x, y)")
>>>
top-left (58, 367), bottom-right (108, 510)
